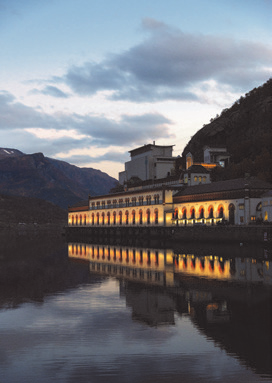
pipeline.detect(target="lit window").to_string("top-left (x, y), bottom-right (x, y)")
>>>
top-left (239, 204), bottom-right (244, 210)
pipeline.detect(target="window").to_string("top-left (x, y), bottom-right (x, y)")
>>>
top-left (91, 202), bottom-right (95, 209)
top-left (182, 208), bottom-right (187, 219)
top-left (102, 212), bottom-right (105, 225)
top-left (199, 207), bottom-right (204, 219)
top-left (96, 202), bottom-right (100, 209)
top-left (240, 216), bottom-right (244, 223)
top-left (132, 210), bottom-right (136, 225)
top-left (107, 200), bottom-right (111, 208)
top-left (91, 213), bottom-right (94, 225)
top-left (125, 198), bottom-right (130, 207)
top-left (96, 213), bottom-right (99, 225)
top-left (125, 211), bottom-right (129, 225)
top-left (102, 201), bottom-right (105, 208)
top-left (132, 197), bottom-right (136, 206)
top-left (239, 204), bottom-right (244, 210)
top-left (139, 196), bottom-right (144, 206)
top-left (190, 208), bottom-right (195, 219)
top-left (154, 194), bottom-right (159, 204)
top-left (203, 176), bottom-right (207, 182)
top-left (119, 211), bottom-right (122, 225)
top-left (113, 199), bottom-right (117, 208)
top-left (199, 176), bottom-right (202, 182)
top-left (107, 212), bottom-right (110, 225)
top-left (146, 195), bottom-right (151, 205)
top-left (113, 211), bottom-right (116, 225)
top-left (194, 176), bottom-right (197, 182)
top-left (119, 199), bottom-right (123, 207)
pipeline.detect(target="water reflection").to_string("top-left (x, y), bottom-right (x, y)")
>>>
top-left (69, 241), bottom-right (272, 379)
top-left (0, 234), bottom-right (271, 382)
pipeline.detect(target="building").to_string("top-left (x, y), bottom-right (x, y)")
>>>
top-left (68, 144), bottom-right (272, 228)
top-left (119, 143), bottom-right (176, 185)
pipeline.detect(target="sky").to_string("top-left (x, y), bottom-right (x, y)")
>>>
top-left (1, 0), bottom-right (272, 179)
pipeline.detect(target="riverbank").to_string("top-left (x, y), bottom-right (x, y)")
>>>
top-left (66, 224), bottom-right (272, 245)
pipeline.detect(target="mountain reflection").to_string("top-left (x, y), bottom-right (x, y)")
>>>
top-left (68, 241), bottom-right (272, 377)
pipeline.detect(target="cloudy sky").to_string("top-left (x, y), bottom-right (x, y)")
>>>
top-left (1, 0), bottom-right (271, 178)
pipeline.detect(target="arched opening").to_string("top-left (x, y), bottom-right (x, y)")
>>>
top-left (71, 216), bottom-right (74, 226)
top-left (125, 210), bottom-right (129, 225)
top-left (199, 206), bottom-right (204, 219)
top-left (113, 211), bottom-right (116, 225)
top-left (101, 212), bottom-right (105, 225)
top-left (218, 205), bottom-right (224, 219)
top-left (96, 213), bottom-right (100, 225)
top-left (132, 210), bottom-right (136, 225)
top-left (228, 204), bottom-right (235, 225)
top-left (75, 215), bottom-right (78, 225)
top-left (208, 205), bottom-right (214, 219)
top-left (190, 207), bottom-right (195, 219)
top-left (146, 209), bottom-right (151, 225)
top-left (119, 211), bottom-right (122, 225)
top-left (107, 212), bottom-right (110, 225)
top-left (182, 207), bottom-right (187, 219)
top-left (154, 209), bottom-right (158, 224)
top-left (139, 210), bottom-right (143, 225)
top-left (79, 215), bottom-right (82, 225)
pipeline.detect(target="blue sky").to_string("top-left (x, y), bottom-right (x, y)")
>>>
top-left (1, 0), bottom-right (271, 178)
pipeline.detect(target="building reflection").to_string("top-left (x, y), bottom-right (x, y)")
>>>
top-left (68, 241), bottom-right (272, 377)
top-left (68, 242), bottom-right (272, 286)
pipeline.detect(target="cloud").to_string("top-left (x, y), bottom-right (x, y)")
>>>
top-left (31, 85), bottom-right (70, 98)
top-left (0, 91), bottom-right (173, 158)
top-left (60, 19), bottom-right (272, 102)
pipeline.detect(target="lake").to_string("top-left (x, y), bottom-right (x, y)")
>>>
top-left (0, 231), bottom-right (271, 383)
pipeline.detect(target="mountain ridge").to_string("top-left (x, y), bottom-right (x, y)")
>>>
top-left (0, 150), bottom-right (117, 209)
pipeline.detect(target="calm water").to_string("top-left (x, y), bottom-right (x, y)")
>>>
top-left (0, 232), bottom-right (271, 383)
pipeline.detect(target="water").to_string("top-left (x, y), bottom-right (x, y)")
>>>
top-left (0, 232), bottom-right (271, 382)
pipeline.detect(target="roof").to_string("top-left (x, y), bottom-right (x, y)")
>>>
top-left (174, 177), bottom-right (272, 198)
top-left (68, 200), bottom-right (89, 211)
top-left (129, 144), bottom-right (174, 157)
top-left (185, 165), bottom-right (210, 174)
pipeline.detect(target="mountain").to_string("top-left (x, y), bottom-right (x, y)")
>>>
top-left (0, 150), bottom-right (117, 209)
top-left (180, 78), bottom-right (272, 182)
top-left (0, 193), bottom-right (67, 227)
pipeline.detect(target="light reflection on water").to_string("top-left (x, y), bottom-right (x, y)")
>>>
top-left (0, 236), bottom-right (271, 382)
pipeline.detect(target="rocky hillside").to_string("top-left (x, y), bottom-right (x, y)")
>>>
top-left (0, 150), bottom-right (117, 208)
top-left (180, 78), bottom-right (272, 182)
top-left (0, 193), bottom-right (67, 228)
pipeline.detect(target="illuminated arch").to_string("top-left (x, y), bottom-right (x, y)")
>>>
top-left (91, 213), bottom-right (95, 225)
top-left (146, 209), bottom-right (151, 224)
top-left (132, 210), bottom-right (136, 225)
top-left (119, 211), bottom-right (122, 225)
top-left (96, 212), bottom-right (100, 225)
top-left (208, 205), bottom-right (214, 218)
top-left (154, 209), bottom-right (159, 224)
top-left (125, 210), bottom-right (129, 225)
top-left (101, 212), bottom-right (105, 225)
top-left (107, 212), bottom-right (110, 225)
top-left (199, 206), bottom-right (204, 219)
top-left (218, 204), bottom-right (224, 218)
top-left (113, 211), bottom-right (116, 225)
top-left (190, 206), bottom-right (195, 219)
top-left (182, 207), bottom-right (187, 219)
top-left (139, 209), bottom-right (143, 225)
